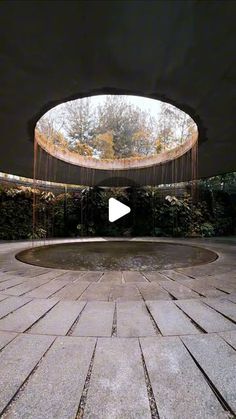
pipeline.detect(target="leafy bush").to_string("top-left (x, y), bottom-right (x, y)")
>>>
top-left (200, 222), bottom-right (215, 237)
top-left (0, 183), bottom-right (235, 239)
top-left (28, 227), bottom-right (47, 239)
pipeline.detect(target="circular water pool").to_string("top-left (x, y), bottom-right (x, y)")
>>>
top-left (16, 241), bottom-right (217, 271)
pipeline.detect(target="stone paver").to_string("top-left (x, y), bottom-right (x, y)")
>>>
top-left (203, 297), bottom-right (236, 322)
top-left (4, 337), bottom-right (96, 419)
top-left (51, 281), bottom-right (90, 300)
top-left (72, 301), bottom-right (114, 337)
top-left (140, 336), bottom-right (226, 419)
top-left (0, 298), bottom-right (58, 332)
top-left (24, 279), bottom-right (69, 299)
top-left (219, 330), bottom-right (236, 350)
top-left (160, 270), bottom-right (191, 282)
top-left (117, 301), bottom-right (156, 337)
top-left (182, 334), bottom-right (236, 413)
top-left (209, 272), bottom-right (236, 282)
top-left (0, 277), bottom-right (26, 291)
top-left (158, 280), bottom-right (200, 299)
top-left (4, 276), bottom-right (53, 296)
top-left (137, 283), bottom-right (171, 300)
top-left (174, 277), bottom-right (226, 297)
top-left (79, 283), bottom-right (112, 301)
top-left (56, 271), bottom-right (87, 281)
top-left (19, 268), bottom-right (50, 277)
top-left (84, 338), bottom-right (151, 419)
top-left (82, 271), bottom-right (104, 282)
top-left (0, 294), bottom-right (8, 302)
top-left (0, 296), bottom-right (32, 319)
top-left (29, 300), bottom-right (86, 336)
top-left (0, 275), bottom-right (12, 283)
top-left (99, 271), bottom-right (122, 284)
top-left (109, 284), bottom-right (142, 301)
top-left (0, 331), bottom-right (17, 351)
top-left (227, 293), bottom-right (236, 303)
top-left (123, 271), bottom-right (146, 282)
top-left (10, 268), bottom-right (49, 278)
top-left (179, 264), bottom-right (234, 278)
top-left (147, 300), bottom-right (199, 336)
top-left (0, 334), bottom-right (54, 415)
top-left (142, 271), bottom-right (168, 283)
top-left (176, 299), bottom-right (236, 333)
top-left (210, 279), bottom-right (236, 294)
top-left (28, 271), bottom-right (65, 281)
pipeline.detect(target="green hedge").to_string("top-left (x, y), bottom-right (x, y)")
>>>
top-left (0, 184), bottom-right (235, 239)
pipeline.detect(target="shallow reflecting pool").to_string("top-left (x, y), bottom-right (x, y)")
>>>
top-left (16, 241), bottom-right (217, 271)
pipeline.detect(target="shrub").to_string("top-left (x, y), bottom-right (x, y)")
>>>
top-left (0, 183), bottom-right (235, 239)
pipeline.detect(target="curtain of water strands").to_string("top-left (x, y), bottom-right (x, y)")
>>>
top-left (33, 137), bottom-right (58, 246)
top-left (33, 135), bottom-right (198, 239)
top-left (32, 135), bottom-right (38, 244)
top-left (191, 138), bottom-right (199, 202)
top-left (33, 137), bottom-right (44, 246)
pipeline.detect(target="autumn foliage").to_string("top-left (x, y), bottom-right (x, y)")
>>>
top-left (37, 95), bottom-right (196, 161)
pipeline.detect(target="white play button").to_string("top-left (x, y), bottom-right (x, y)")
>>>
top-left (108, 198), bottom-right (131, 222)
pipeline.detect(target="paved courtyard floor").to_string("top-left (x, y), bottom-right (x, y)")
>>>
top-left (0, 237), bottom-right (235, 418)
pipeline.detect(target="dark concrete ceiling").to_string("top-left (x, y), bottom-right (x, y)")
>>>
top-left (0, 0), bottom-right (235, 185)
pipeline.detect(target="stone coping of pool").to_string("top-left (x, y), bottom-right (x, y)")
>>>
top-left (1, 236), bottom-right (235, 278)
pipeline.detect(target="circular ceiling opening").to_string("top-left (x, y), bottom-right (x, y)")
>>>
top-left (35, 95), bottom-right (198, 170)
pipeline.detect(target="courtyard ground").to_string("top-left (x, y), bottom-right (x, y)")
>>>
top-left (0, 237), bottom-right (235, 418)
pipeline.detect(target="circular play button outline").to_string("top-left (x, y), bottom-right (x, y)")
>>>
top-left (108, 198), bottom-right (131, 222)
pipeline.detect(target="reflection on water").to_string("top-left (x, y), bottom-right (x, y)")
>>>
top-left (17, 241), bottom-right (217, 271)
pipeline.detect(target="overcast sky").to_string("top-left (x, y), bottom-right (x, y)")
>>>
top-left (87, 95), bottom-right (162, 117)
top-left (44, 94), bottom-right (163, 133)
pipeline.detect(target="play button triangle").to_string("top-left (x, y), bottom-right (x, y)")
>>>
top-left (108, 198), bottom-right (131, 222)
